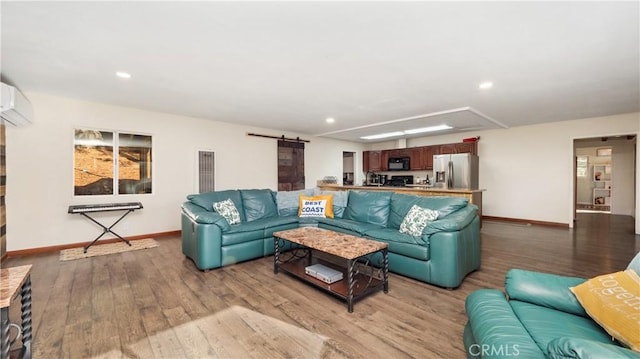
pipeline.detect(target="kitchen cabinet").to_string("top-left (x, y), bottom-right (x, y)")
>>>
top-left (420, 146), bottom-right (439, 170)
top-left (363, 150), bottom-right (382, 172)
top-left (380, 151), bottom-right (389, 171)
top-left (439, 142), bottom-right (477, 155)
top-left (409, 148), bottom-right (423, 170)
top-left (363, 141), bottom-right (476, 172)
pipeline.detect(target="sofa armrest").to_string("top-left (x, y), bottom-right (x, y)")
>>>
top-left (422, 205), bottom-right (477, 235)
top-left (505, 269), bottom-right (587, 317)
top-left (181, 202), bottom-right (230, 231)
top-left (465, 289), bottom-right (545, 358)
top-left (546, 337), bottom-right (640, 359)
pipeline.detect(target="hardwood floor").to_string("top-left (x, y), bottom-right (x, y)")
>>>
top-left (3, 213), bottom-right (639, 358)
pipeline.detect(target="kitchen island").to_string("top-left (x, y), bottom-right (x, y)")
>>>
top-left (318, 184), bottom-right (485, 225)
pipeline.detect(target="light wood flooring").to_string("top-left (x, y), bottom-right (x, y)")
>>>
top-left (3, 213), bottom-right (639, 358)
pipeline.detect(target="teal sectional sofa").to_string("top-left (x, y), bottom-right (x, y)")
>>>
top-left (463, 255), bottom-right (640, 358)
top-left (181, 188), bottom-right (480, 288)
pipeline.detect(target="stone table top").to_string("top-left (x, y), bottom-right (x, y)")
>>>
top-left (1, 264), bottom-right (32, 308)
top-left (273, 227), bottom-right (388, 260)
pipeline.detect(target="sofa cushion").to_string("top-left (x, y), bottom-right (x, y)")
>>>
top-left (570, 269), bottom-right (640, 351)
top-left (510, 300), bottom-right (614, 356)
top-left (344, 191), bottom-right (392, 227)
top-left (316, 217), bottom-right (384, 235)
top-left (276, 189), bottom-right (316, 216)
top-left (388, 193), bottom-right (469, 229)
top-left (505, 269), bottom-right (587, 317)
top-left (212, 199), bottom-right (241, 225)
top-left (298, 194), bottom-right (334, 218)
top-left (363, 228), bottom-right (429, 260)
top-left (319, 190), bottom-right (349, 218)
top-left (465, 289), bottom-right (546, 358)
top-left (399, 205), bottom-right (439, 236)
top-left (188, 190), bottom-right (246, 222)
top-left (240, 189), bottom-right (278, 222)
top-left (546, 337), bottom-right (640, 359)
top-left (364, 227), bottom-right (427, 246)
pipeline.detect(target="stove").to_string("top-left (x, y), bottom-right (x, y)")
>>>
top-left (383, 175), bottom-right (414, 187)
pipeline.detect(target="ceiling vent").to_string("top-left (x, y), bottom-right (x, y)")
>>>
top-left (1, 83), bottom-right (33, 127)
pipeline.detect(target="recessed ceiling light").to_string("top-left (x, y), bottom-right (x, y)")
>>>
top-left (479, 82), bottom-right (493, 89)
top-left (325, 117), bottom-right (335, 124)
top-left (360, 131), bottom-right (405, 140)
top-left (116, 71), bottom-right (132, 79)
top-left (404, 124), bottom-right (453, 134)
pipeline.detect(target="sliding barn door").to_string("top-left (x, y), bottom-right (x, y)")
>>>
top-left (278, 141), bottom-right (305, 191)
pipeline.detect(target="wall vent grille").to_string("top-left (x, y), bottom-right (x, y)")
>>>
top-left (197, 150), bottom-right (215, 193)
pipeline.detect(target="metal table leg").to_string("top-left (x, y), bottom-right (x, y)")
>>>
top-left (383, 248), bottom-right (389, 293)
top-left (20, 276), bottom-right (32, 359)
top-left (1, 307), bottom-right (9, 359)
top-left (347, 259), bottom-right (355, 313)
top-left (274, 237), bottom-right (280, 274)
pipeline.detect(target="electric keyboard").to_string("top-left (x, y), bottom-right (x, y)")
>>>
top-left (68, 202), bottom-right (143, 252)
top-left (68, 202), bottom-right (143, 214)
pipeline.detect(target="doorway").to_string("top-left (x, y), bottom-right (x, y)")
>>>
top-left (573, 135), bottom-right (636, 219)
top-left (278, 140), bottom-right (305, 191)
top-left (342, 152), bottom-right (355, 185)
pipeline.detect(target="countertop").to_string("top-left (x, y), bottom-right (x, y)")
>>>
top-left (319, 184), bottom-right (485, 194)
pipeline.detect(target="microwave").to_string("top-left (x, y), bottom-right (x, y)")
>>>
top-left (388, 157), bottom-right (410, 171)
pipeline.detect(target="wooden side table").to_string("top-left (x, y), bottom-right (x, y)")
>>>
top-left (1, 265), bottom-right (32, 359)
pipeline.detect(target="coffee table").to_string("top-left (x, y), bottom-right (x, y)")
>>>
top-left (273, 227), bottom-right (388, 312)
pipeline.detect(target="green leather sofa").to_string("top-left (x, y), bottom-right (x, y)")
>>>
top-left (463, 255), bottom-right (640, 359)
top-left (181, 188), bottom-right (480, 288)
top-left (316, 191), bottom-right (480, 288)
top-left (181, 189), bottom-right (300, 269)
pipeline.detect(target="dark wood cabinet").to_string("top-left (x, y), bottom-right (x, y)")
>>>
top-left (364, 141), bottom-right (476, 172)
top-left (439, 142), bottom-right (477, 155)
top-left (363, 150), bottom-right (382, 172)
top-left (409, 148), bottom-right (423, 170)
top-left (380, 151), bottom-right (389, 171)
top-left (420, 146), bottom-right (439, 170)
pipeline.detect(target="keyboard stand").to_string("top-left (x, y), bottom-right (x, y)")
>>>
top-left (80, 210), bottom-right (133, 253)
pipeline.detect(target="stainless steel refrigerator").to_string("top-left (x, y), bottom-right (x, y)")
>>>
top-left (433, 153), bottom-right (479, 189)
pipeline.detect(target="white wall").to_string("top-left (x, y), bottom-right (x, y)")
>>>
top-left (367, 112), bottom-right (640, 226)
top-left (5, 93), bottom-right (364, 251)
top-left (613, 140), bottom-right (636, 215)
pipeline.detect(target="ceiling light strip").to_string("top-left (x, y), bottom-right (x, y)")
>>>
top-left (315, 107), bottom-right (472, 136)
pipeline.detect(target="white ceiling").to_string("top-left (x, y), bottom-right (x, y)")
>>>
top-left (2, 1), bottom-right (639, 142)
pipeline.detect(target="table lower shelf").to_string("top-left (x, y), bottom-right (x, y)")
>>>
top-left (277, 259), bottom-right (385, 300)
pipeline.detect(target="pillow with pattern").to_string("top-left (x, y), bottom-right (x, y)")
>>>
top-left (570, 269), bottom-right (640, 351)
top-left (212, 198), bottom-right (241, 225)
top-left (399, 205), bottom-right (439, 237)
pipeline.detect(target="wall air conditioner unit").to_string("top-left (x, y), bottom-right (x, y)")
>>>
top-left (1, 82), bottom-right (34, 127)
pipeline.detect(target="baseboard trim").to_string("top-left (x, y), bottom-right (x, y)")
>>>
top-left (482, 216), bottom-right (569, 228)
top-left (5, 230), bottom-right (181, 258)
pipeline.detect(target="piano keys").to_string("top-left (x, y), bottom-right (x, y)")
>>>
top-left (68, 202), bottom-right (143, 213)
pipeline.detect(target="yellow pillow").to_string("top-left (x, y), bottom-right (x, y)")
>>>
top-left (570, 269), bottom-right (640, 351)
top-left (298, 195), bottom-right (334, 218)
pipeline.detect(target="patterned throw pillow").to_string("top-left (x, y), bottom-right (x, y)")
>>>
top-left (399, 205), bottom-right (439, 237)
top-left (212, 198), bottom-right (241, 225)
top-left (570, 269), bottom-right (640, 351)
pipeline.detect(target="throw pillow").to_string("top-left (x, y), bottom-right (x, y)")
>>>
top-left (399, 205), bottom-right (439, 237)
top-left (212, 198), bottom-right (241, 225)
top-left (570, 269), bottom-right (640, 351)
top-left (298, 194), bottom-right (334, 218)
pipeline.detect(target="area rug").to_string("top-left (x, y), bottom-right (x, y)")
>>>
top-left (60, 238), bottom-right (158, 261)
